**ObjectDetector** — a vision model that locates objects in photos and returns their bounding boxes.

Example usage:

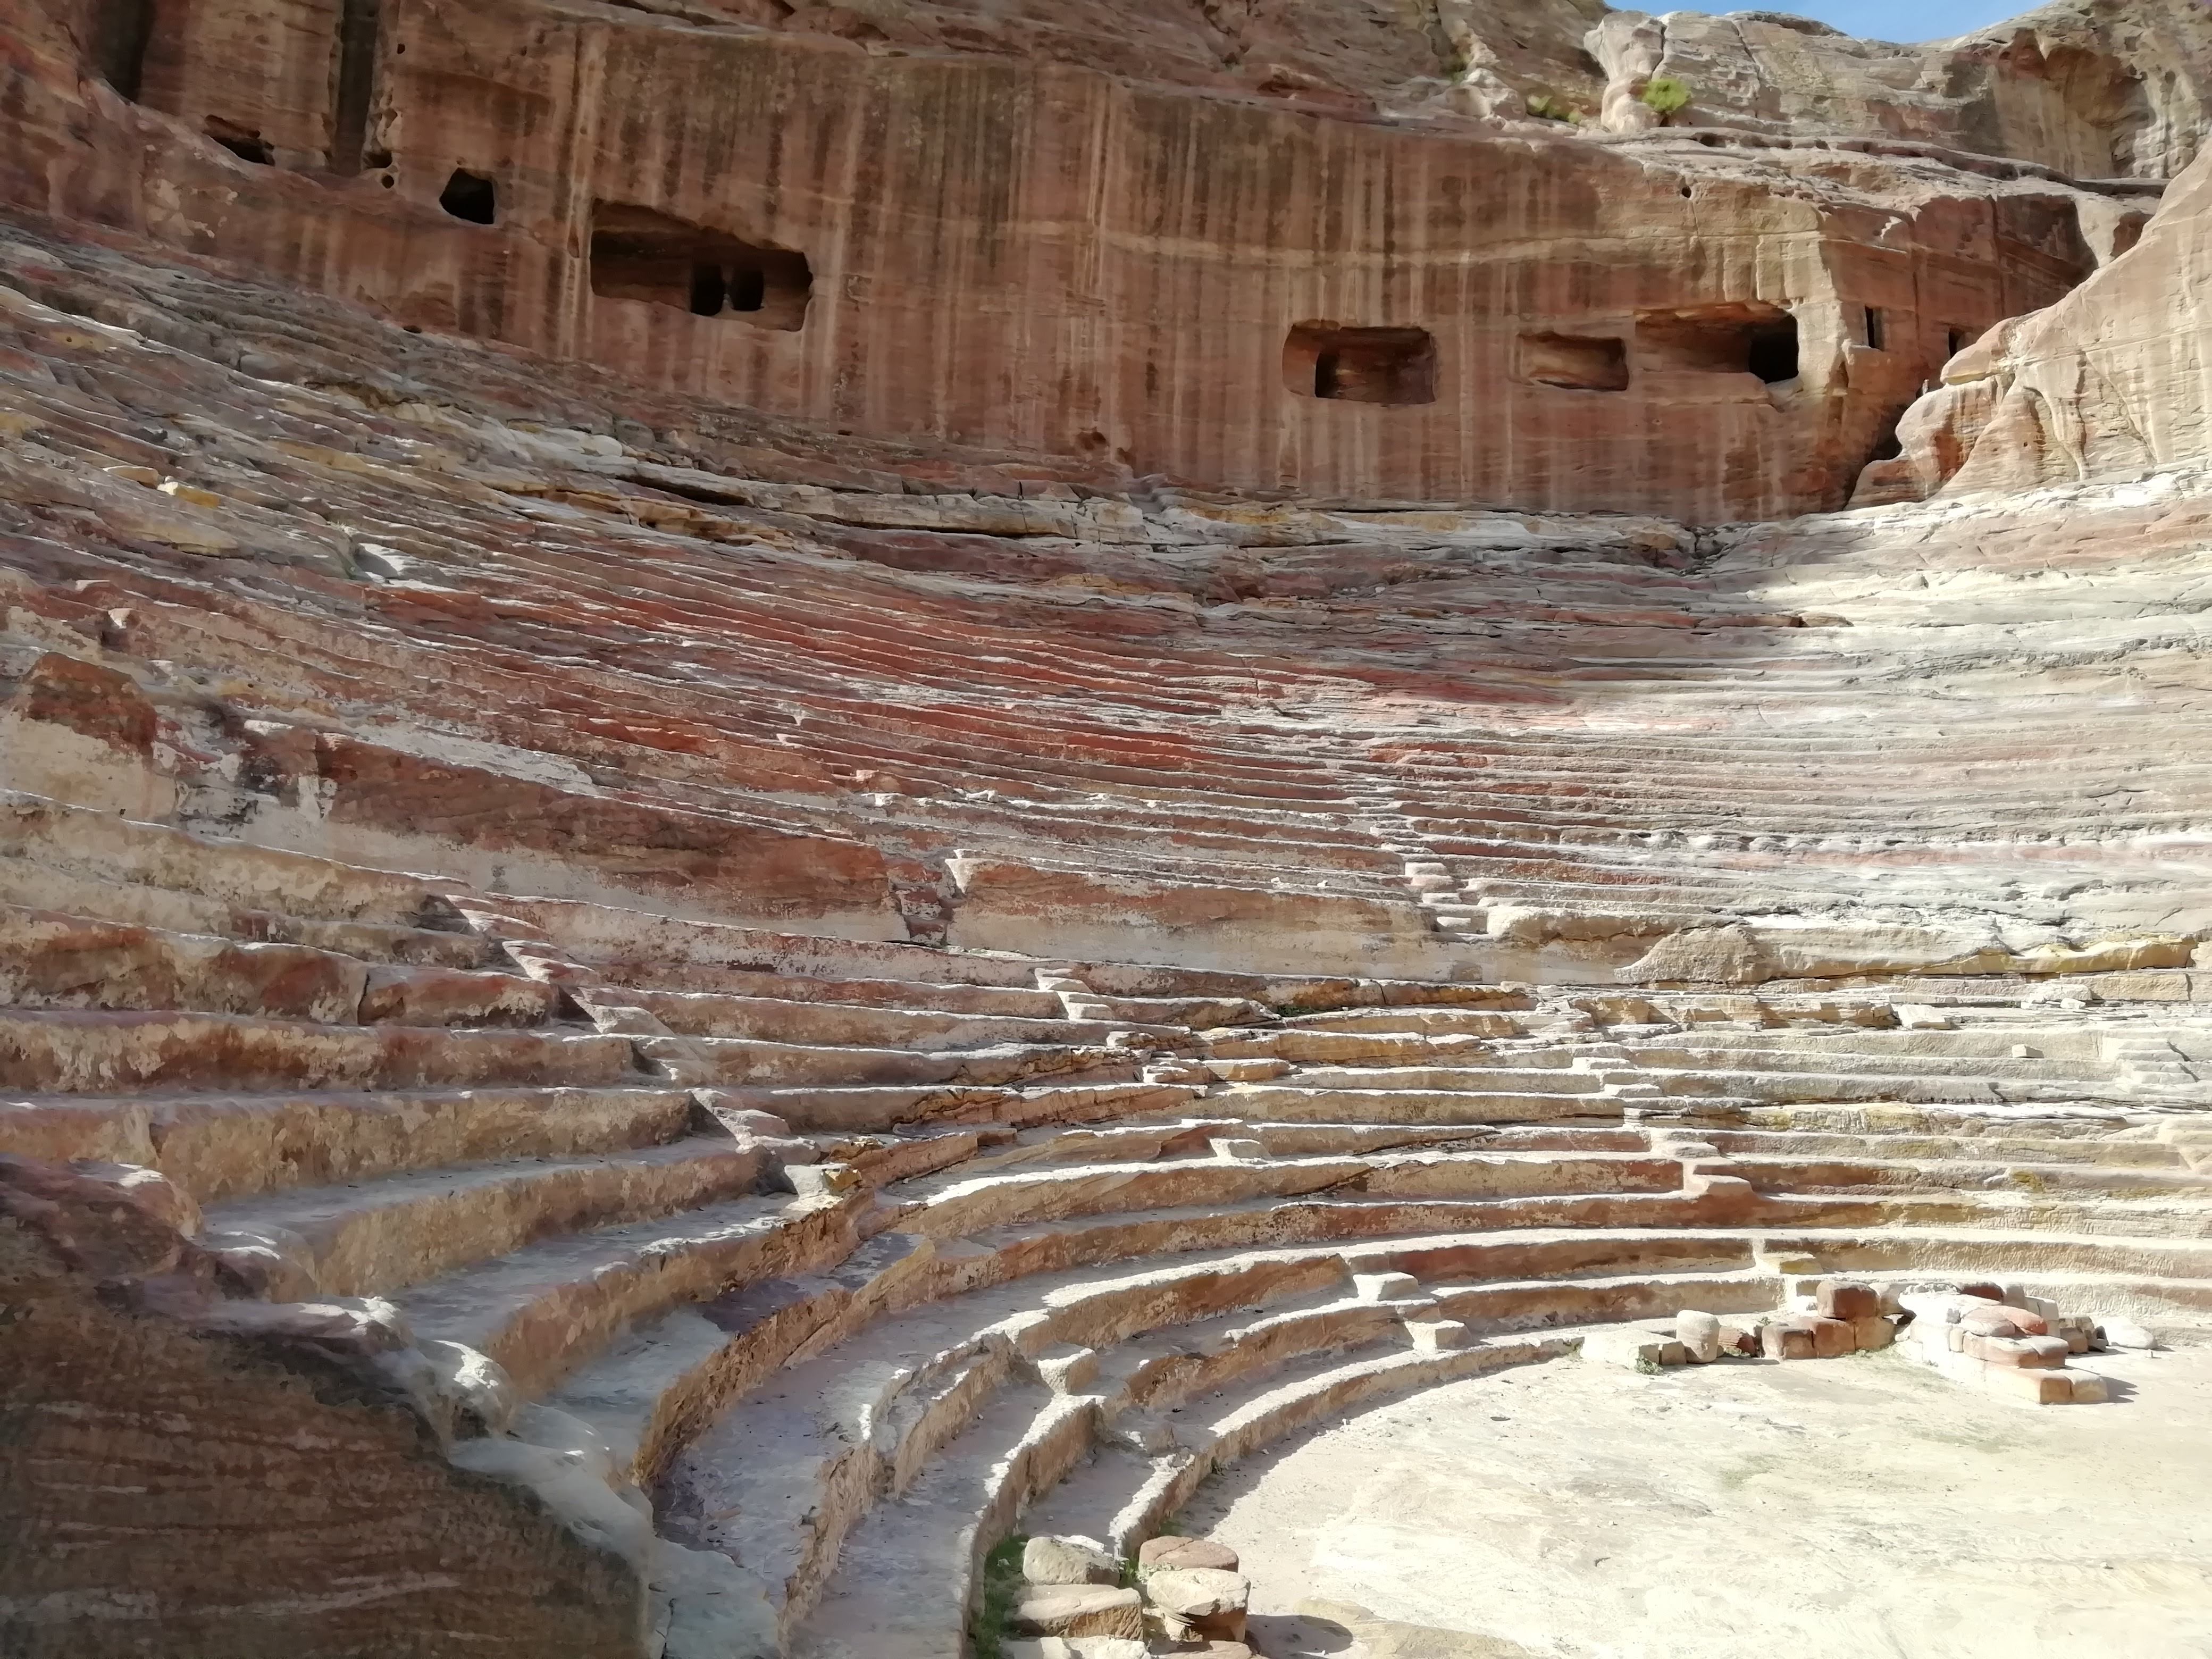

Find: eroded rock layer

[2,1,2211,1656]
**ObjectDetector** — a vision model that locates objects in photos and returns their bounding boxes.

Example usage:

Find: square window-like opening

[1863,305,1886,350]
[1283,323,1436,406]
[590,203,812,331]
[1516,331,1629,391]
[1636,302,1799,383]
[440,169,497,225]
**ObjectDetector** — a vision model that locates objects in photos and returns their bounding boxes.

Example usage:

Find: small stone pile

[1008,1534,1253,1657]
[1583,1278,2145,1404]
[1584,1279,1903,1369]
[1895,1285,2132,1405]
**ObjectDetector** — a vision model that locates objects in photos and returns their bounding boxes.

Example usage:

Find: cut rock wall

[0,0,2174,520]
[1861,141,2212,501]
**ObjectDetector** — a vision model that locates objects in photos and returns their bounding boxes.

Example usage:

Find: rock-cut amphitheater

[6,0,2212,1654]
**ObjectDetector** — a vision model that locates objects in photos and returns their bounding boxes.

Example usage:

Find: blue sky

[1667,0,2032,43]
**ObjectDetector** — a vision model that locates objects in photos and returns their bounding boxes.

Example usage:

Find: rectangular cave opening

[590,203,811,332]
[1283,323,1437,406]
[90,0,156,102]
[1517,331,1629,391]
[1863,305,1886,350]
[1636,302,1799,383]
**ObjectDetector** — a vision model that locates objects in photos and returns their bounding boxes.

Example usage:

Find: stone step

[707,1080,1201,1136]
[0,859,496,969]
[198,1135,770,1299]
[778,1383,1086,1659]
[0,903,557,1028]
[1431,1267,1779,1331]
[1122,1331,1580,1554]
[880,1151,1691,1238]
[674,1036,1139,1090]
[1652,1068,2152,1108]
[1203,1084,1622,1124]
[0,1084,697,1202]
[1279,1006,1528,1036]
[593,987,1152,1051]
[0,1007,638,1093]
[394,1188,863,1398]
[598,966,1069,1018]
[1628,1043,2119,1082]
[1704,1128,2186,1167]
[1277,1065,1606,1093]
[1720,1154,2212,1201]
[0,789,460,929]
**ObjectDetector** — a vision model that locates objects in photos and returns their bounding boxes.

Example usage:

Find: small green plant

[1640,76,1692,119]
[969,1535,1029,1659]
[1526,93,1572,122]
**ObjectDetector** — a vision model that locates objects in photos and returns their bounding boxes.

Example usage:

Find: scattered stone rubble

[1006,1535,1253,1657]
[1583,1272,2147,1405]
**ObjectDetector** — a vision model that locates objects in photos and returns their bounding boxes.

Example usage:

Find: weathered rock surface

[0,0,2209,1655]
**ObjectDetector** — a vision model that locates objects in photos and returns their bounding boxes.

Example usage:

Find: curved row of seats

[2,798,2207,1656]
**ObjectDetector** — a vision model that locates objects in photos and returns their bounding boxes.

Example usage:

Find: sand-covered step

[934,1191,1769,1289]
[0,1007,638,1093]
[198,1135,772,1298]
[396,1188,866,1398]
[1200,1028,1525,1065]
[0,1083,697,1201]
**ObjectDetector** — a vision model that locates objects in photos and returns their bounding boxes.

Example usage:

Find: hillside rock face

[1859,140,2212,500]
[1589,0,2212,178]
[4,0,2198,520]
[2,2,2211,1656]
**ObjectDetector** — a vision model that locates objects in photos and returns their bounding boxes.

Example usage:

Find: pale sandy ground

[1180,1341,2212,1659]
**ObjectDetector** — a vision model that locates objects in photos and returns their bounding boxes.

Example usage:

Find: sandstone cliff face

[0,0,2172,521]
[1859,141,2212,501]
[1589,0,2212,179]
